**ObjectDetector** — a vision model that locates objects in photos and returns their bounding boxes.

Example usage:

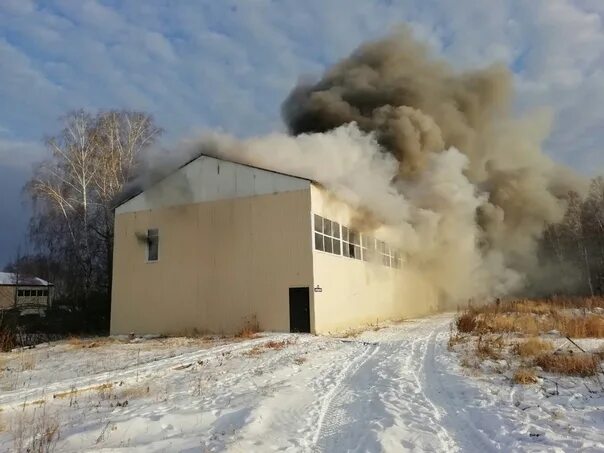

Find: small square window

[332,222,340,239]
[17,289,24,297]
[314,214,322,232]
[323,219,332,236]
[341,226,349,242]
[333,239,341,255]
[314,233,324,251]
[343,243,350,257]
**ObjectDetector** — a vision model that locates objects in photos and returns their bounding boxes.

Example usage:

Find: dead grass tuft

[264,340,289,350]
[245,346,264,357]
[236,315,260,339]
[456,312,478,333]
[512,368,539,384]
[514,337,554,357]
[116,384,150,401]
[475,335,505,360]
[447,331,468,351]
[453,298,604,338]
[294,356,307,365]
[535,352,600,377]
[11,407,60,453]
[68,336,120,349]
[561,315,604,338]
[19,353,36,371]
[0,328,16,353]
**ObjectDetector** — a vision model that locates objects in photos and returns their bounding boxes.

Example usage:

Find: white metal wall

[117,155,310,214]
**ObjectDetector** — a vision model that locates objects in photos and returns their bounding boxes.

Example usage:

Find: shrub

[561,315,604,338]
[456,312,478,333]
[535,353,600,377]
[514,337,554,357]
[512,368,538,384]
[475,335,504,360]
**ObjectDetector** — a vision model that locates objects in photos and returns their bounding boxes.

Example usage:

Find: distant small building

[0,272,53,315]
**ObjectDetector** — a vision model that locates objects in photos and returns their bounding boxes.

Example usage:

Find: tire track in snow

[0,335,295,408]
[311,343,380,447]
[420,327,503,452]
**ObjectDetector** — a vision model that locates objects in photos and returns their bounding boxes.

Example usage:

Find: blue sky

[1,0,604,266]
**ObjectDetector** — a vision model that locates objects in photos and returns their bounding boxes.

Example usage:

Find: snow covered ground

[0,314,603,452]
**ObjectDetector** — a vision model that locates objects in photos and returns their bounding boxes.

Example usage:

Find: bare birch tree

[26,110,161,325]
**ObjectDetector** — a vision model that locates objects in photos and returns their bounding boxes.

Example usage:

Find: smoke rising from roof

[278,28,585,300]
[158,29,586,306]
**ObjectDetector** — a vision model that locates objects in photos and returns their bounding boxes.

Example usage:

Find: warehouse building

[110,154,437,335]
[0,272,53,314]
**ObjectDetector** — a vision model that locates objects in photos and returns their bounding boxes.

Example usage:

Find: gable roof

[0,272,52,287]
[115,152,313,209]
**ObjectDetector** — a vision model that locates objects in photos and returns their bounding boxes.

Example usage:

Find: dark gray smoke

[280,28,586,298]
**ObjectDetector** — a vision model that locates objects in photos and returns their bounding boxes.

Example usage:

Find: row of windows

[17,289,49,297]
[314,215,402,268]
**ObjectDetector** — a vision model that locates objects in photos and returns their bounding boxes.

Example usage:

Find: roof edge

[115,153,314,210]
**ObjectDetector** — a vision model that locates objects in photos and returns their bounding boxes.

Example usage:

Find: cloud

[0,138,44,169]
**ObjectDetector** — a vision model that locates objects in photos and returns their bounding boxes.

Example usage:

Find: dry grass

[454,298,604,338]
[455,312,478,333]
[264,340,289,350]
[236,315,260,339]
[475,335,505,360]
[115,384,150,401]
[67,336,122,349]
[512,368,539,384]
[447,331,468,350]
[0,328,16,353]
[294,356,307,365]
[11,407,60,453]
[561,315,604,338]
[514,337,554,358]
[535,352,600,377]
[18,353,36,371]
[245,346,265,357]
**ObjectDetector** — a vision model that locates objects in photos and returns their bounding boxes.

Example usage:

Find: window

[147,228,159,261]
[36,289,48,297]
[362,235,376,262]
[17,289,25,297]
[342,226,362,259]
[392,251,402,269]
[24,289,31,297]
[314,215,341,255]
[377,240,392,267]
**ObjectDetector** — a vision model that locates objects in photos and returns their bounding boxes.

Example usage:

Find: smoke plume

[176,29,585,306]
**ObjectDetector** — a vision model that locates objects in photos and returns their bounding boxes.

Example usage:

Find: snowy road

[231,314,503,452]
[1,314,602,452]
